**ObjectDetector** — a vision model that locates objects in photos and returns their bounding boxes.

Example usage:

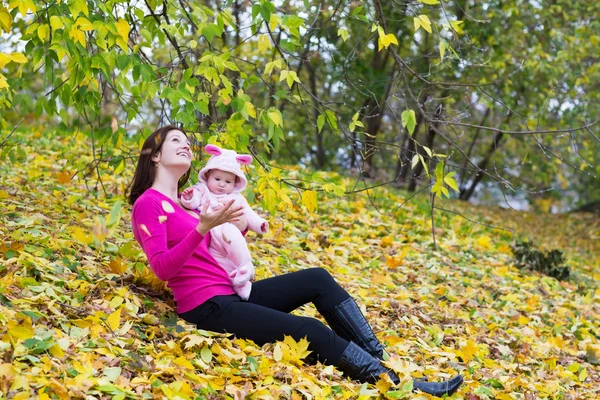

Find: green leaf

[435,161,444,180]
[444,175,459,192]
[401,109,417,135]
[317,114,325,133]
[107,201,122,228]
[440,40,446,61]
[325,110,339,133]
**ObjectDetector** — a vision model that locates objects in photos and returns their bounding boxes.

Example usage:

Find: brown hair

[127,125,192,205]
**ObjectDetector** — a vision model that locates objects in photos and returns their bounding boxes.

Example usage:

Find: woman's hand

[196,199,244,235]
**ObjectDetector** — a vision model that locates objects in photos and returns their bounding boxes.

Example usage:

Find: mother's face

[152,130,193,173]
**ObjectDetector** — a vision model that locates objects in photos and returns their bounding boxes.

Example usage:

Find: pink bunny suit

[180,145,268,300]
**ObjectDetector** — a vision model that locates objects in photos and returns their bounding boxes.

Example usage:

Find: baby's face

[207,169,236,195]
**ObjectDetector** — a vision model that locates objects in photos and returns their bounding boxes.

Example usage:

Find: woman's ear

[152,151,161,163]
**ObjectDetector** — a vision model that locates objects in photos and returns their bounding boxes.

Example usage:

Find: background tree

[0,0,598,213]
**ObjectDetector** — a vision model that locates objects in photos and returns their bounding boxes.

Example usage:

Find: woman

[128,126,463,397]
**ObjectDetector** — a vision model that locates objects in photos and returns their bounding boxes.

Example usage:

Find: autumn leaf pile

[1,131,599,399]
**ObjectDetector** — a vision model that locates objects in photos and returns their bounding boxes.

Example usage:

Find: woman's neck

[151,170,183,202]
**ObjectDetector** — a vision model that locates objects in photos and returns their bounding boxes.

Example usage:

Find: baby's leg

[220,223,254,284]
[233,280,252,301]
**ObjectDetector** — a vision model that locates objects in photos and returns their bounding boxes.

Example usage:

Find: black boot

[337,342,464,398]
[323,298,385,359]
[413,375,463,397]
[336,341,399,384]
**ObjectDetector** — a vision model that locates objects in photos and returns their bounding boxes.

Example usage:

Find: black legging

[179,268,351,365]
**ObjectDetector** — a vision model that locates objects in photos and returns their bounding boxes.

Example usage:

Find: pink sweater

[131,188,235,313]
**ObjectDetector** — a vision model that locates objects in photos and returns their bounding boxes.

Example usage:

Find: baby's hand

[181,187,195,200]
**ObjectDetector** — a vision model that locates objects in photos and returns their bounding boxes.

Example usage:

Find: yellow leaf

[381,236,393,247]
[49,16,63,30]
[257,34,271,55]
[579,367,588,382]
[49,344,65,358]
[0,363,15,379]
[173,356,194,369]
[418,15,432,33]
[476,235,492,249]
[459,340,478,362]
[0,52,27,67]
[38,24,49,41]
[139,224,151,237]
[413,17,421,32]
[450,20,464,34]
[75,17,94,31]
[269,14,280,31]
[115,18,130,41]
[375,377,392,393]
[244,101,257,119]
[161,200,175,213]
[109,258,127,274]
[385,255,403,269]
[57,170,71,184]
[301,190,317,213]
[268,110,282,127]
[17,0,36,16]
[9,326,34,340]
[69,26,86,47]
[337,27,348,41]
[0,6,13,33]
[107,308,121,332]
[0,73,9,90]
[158,215,167,223]
[69,0,89,17]
[419,0,439,3]
[371,274,394,287]
[73,227,93,245]
[548,336,566,348]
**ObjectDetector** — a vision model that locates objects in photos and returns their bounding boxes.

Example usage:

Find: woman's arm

[133,198,204,281]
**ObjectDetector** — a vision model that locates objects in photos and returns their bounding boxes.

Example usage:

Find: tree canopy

[1,0,599,212]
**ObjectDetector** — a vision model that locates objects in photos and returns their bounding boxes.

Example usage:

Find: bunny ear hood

[198,145,253,193]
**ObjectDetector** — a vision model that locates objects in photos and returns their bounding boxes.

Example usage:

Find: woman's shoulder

[132,189,162,214]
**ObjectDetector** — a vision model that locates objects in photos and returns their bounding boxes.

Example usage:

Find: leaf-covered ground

[1,132,599,399]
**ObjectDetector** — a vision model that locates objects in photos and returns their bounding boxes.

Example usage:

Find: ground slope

[0,132,599,399]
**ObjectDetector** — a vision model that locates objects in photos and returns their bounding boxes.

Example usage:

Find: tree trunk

[458,107,490,192]
[459,131,505,200]
[408,104,442,191]
[360,34,394,176]
[307,63,325,168]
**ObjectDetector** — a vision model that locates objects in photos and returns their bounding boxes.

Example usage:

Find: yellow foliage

[0,131,599,398]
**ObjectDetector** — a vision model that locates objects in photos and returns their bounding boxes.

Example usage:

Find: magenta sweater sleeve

[132,195,205,281]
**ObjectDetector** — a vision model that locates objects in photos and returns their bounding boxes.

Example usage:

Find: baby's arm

[241,196,268,233]
[180,183,208,210]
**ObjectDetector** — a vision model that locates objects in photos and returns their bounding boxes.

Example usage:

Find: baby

[181,144,268,300]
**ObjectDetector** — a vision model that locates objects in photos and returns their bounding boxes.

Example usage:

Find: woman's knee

[296,316,331,340]
[305,267,335,282]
